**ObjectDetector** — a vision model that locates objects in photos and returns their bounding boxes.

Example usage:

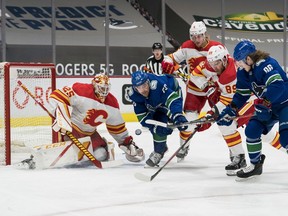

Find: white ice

[1,122,288,216]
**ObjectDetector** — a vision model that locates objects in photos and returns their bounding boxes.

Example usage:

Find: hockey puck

[135,129,142,135]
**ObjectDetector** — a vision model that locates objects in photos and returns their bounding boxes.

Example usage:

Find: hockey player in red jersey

[47,74,145,165]
[161,21,224,161]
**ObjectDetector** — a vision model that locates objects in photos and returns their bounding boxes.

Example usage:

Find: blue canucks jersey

[129,73,183,128]
[232,56,288,109]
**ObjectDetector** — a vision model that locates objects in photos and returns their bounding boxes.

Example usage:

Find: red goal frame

[1,62,56,165]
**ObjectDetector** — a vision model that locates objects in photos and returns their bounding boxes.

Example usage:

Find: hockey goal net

[0,62,56,165]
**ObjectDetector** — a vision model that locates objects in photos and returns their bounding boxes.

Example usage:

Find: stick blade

[145,119,167,128]
[134,172,152,182]
[101,160,124,168]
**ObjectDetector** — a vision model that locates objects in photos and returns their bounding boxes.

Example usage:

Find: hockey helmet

[207,45,229,62]
[131,70,148,87]
[92,74,111,101]
[189,21,206,39]
[152,42,163,50]
[233,40,256,61]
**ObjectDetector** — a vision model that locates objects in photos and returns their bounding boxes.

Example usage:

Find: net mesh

[0,63,55,165]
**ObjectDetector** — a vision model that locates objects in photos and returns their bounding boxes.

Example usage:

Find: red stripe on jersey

[50,90,70,106]
[219,95,232,105]
[107,123,127,134]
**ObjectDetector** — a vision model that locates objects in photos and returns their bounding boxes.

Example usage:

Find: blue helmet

[131,70,148,87]
[233,40,256,61]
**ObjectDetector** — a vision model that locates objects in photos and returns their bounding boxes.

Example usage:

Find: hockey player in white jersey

[21,74,144,169]
[161,21,224,161]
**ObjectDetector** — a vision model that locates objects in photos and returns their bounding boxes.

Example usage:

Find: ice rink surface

[1,122,288,216]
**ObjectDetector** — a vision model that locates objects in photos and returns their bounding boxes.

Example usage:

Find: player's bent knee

[245,121,262,139]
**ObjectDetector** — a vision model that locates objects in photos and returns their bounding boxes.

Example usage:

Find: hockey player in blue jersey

[129,70,188,167]
[217,40,288,179]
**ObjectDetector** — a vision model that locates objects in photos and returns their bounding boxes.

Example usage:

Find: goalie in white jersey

[46,74,145,166]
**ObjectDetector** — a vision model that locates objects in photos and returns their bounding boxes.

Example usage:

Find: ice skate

[225,154,247,176]
[145,151,163,167]
[176,145,189,162]
[16,155,36,170]
[236,154,266,181]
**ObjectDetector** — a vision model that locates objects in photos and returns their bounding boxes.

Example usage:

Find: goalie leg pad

[93,147,108,161]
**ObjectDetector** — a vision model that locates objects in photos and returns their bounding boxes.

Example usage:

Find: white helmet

[207,45,229,62]
[189,21,206,39]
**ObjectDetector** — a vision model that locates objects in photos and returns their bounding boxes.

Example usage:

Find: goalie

[21,74,144,169]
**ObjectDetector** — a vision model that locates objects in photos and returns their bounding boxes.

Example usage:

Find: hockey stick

[17,80,104,168]
[134,128,198,182]
[146,113,255,129]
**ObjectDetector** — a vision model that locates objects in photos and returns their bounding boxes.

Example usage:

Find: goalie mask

[92,74,111,102]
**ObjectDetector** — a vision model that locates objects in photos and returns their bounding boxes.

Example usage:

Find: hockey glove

[196,110,215,132]
[254,99,272,122]
[150,125,173,136]
[161,60,174,74]
[173,114,188,131]
[119,136,145,162]
[217,105,237,126]
[205,82,220,105]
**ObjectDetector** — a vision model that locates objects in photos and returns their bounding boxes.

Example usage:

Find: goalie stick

[134,128,198,182]
[17,80,118,169]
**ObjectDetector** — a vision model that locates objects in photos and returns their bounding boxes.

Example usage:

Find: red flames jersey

[169,39,223,96]
[49,83,129,144]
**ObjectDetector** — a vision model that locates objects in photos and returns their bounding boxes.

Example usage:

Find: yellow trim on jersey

[219,95,232,106]
[238,101,253,116]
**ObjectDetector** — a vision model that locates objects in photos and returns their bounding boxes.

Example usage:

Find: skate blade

[235,175,259,182]
[144,164,159,169]
[177,157,185,163]
[226,170,239,176]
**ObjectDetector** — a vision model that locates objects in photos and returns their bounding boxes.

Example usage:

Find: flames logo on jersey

[188,58,196,72]
[83,109,108,127]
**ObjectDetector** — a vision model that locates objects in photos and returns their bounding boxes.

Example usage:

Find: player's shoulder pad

[255,56,275,71]
[72,83,94,97]
[218,58,236,84]
[105,93,120,109]
[181,40,196,49]
[208,40,223,47]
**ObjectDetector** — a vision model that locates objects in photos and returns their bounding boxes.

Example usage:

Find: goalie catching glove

[119,136,145,162]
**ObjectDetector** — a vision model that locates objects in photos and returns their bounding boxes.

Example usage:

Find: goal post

[0,62,56,165]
